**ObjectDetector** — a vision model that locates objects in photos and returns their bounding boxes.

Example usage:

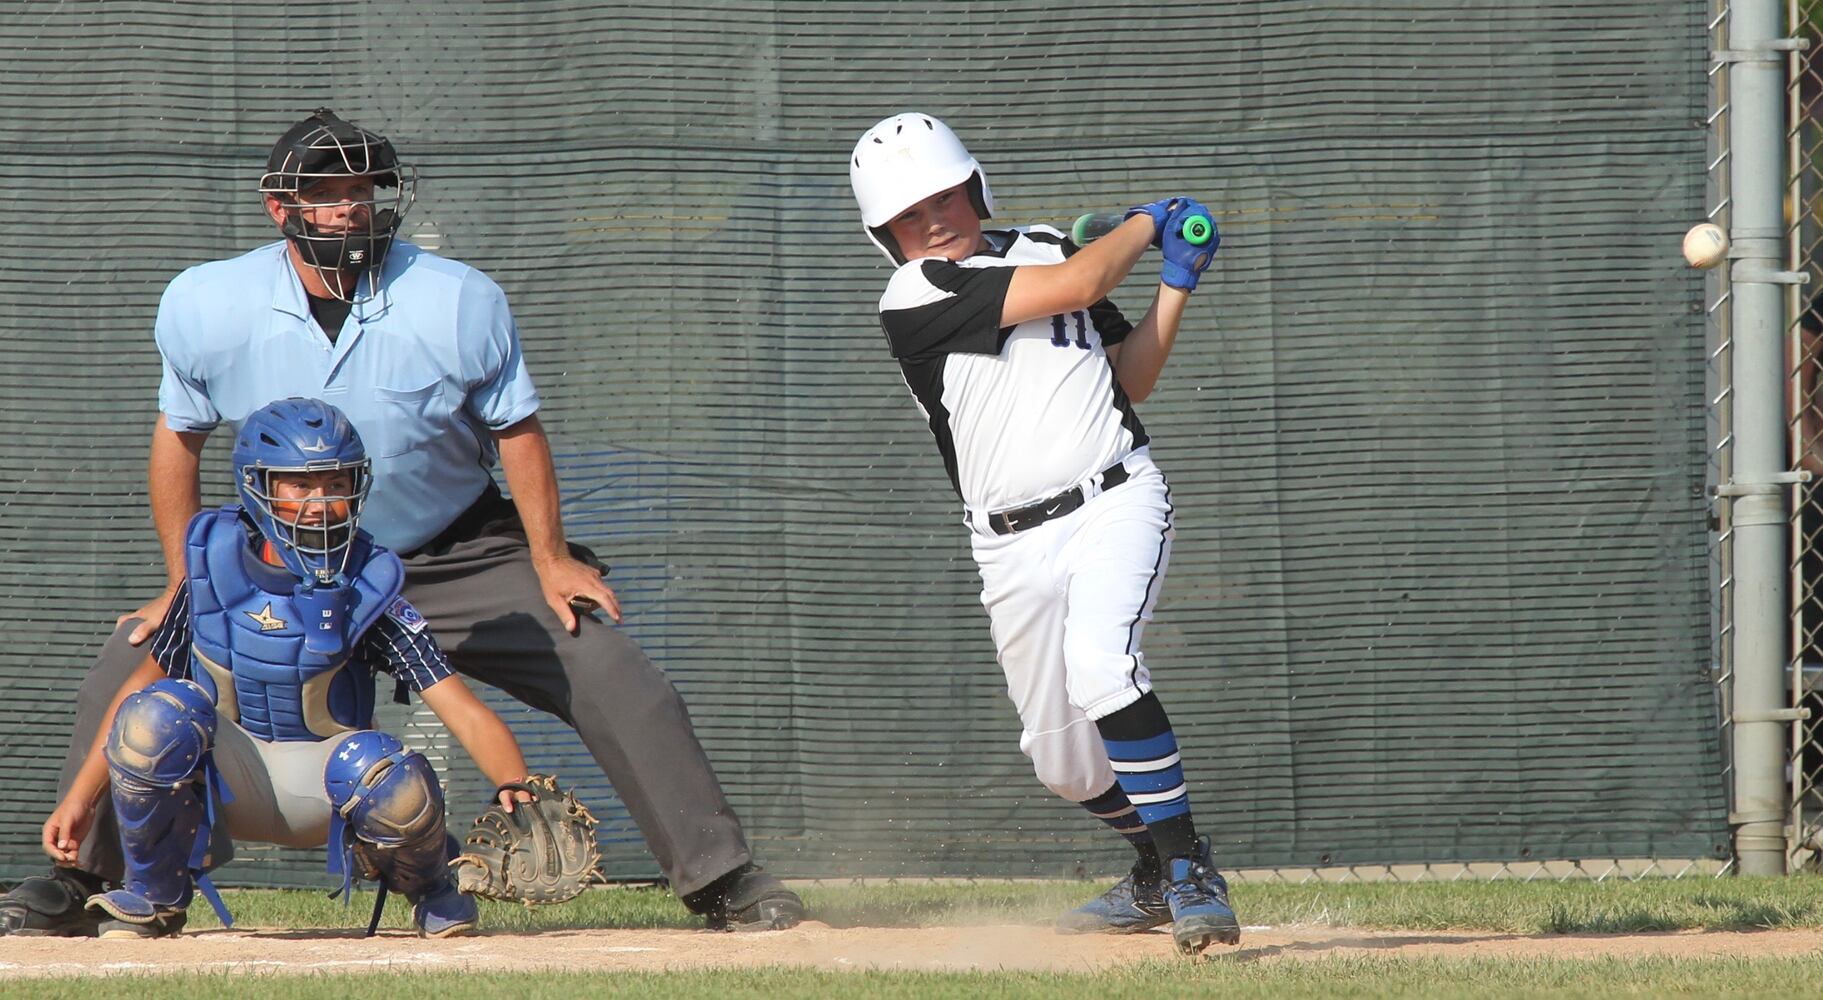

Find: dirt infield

[5,923,1823,979]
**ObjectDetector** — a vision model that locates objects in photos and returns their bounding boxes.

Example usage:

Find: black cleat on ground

[0,869,105,938]
[687,864,807,932]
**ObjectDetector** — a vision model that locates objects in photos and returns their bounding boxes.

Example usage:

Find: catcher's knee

[323,730,450,898]
[106,679,216,787]
[323,730,445,847]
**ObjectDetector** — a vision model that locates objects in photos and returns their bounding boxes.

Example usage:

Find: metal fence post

[1729,0,1804,875]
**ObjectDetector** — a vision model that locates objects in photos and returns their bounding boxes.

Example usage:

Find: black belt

[985,461,1131,536]
[399,479,517,558]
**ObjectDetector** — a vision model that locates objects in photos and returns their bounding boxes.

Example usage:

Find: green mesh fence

[0,0,1725,888]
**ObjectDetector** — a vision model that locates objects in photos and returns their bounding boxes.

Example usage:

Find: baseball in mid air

[1683,223,1729,270]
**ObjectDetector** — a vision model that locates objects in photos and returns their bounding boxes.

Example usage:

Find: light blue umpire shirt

[156,240,541,554]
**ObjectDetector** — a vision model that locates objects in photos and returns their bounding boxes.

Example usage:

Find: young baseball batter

[848,113,1237,954]
[40,398,531,939]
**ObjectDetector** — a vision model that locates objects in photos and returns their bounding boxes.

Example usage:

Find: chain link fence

[1710,0,1741,878]
[1786,0,1823,872]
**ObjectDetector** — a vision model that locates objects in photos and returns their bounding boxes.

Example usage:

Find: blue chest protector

[185,506,406,742]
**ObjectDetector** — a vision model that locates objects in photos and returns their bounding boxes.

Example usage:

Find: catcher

[40,397,592,939]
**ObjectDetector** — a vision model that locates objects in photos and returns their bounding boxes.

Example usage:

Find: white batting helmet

[849,113,995,264]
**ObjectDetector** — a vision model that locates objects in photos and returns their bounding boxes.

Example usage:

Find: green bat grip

[1180,214,1214,246]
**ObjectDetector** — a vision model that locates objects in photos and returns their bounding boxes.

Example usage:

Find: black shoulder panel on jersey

[898,356,965,498]
[1106,360,1150,449]
[1021,228,1067,248]
[879,259,1017,361]
[1090,296,1134,346]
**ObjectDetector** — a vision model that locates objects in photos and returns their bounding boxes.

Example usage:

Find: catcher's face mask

[231,398,373,587]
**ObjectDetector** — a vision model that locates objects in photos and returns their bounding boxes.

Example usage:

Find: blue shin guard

[325,731,471,937]
[97,679,234,929]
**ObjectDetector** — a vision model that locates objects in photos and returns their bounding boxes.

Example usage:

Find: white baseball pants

[968,450,1174,802]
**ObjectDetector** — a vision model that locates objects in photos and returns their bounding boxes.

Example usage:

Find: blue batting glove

[1159,198,1219,291]
[1124,197,1187,247]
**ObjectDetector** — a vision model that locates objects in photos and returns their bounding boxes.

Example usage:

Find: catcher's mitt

[449,774,603,905]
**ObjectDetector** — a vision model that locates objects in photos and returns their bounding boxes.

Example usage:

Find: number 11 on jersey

[1051,310,1090,350]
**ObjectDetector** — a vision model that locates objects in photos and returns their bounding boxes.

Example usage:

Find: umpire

[0,109,803,935]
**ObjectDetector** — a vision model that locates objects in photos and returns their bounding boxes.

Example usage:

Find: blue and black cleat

[1162,838,1241,955]
[1055,861,1170,934]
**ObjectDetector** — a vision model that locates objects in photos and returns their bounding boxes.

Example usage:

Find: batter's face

[884,182,984,262]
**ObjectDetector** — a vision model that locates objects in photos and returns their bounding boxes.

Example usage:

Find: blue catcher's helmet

[232,397,373,585]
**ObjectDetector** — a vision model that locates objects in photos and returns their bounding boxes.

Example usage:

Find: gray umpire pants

[55,516,751,899]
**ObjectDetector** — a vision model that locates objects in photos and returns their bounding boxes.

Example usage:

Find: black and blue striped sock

[1097,692,1197,863]
[1078,784,1161,876]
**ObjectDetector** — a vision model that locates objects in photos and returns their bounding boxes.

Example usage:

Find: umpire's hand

[118,582,181,645]
[534,554,622,634]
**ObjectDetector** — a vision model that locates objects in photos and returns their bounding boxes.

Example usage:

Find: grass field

[10,876,1823,998]
[179,872,1823,935]
[19,957,1823,1000]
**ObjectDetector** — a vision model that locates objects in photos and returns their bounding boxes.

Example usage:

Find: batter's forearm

[1114,285,1190,404]
[495,415,569,565]
[1070,215,1157,303]
[149,420,208,586]
[1004,216,1156,327]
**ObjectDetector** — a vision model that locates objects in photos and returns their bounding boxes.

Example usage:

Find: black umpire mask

[262,108,415,301]
[280,208,400,278]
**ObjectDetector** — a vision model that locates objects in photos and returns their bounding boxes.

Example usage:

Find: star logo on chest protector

[245,603,288,632]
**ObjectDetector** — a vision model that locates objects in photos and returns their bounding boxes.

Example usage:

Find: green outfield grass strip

[17,956,1823,1000]
[173,875,1823,935]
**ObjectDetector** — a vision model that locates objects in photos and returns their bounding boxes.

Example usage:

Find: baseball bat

[1071,209,1216,246]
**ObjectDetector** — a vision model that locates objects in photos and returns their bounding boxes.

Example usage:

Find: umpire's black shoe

[686,864,806,932]
[0,868,106,937]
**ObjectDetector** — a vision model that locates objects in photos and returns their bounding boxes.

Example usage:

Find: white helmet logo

[300,437,333,453]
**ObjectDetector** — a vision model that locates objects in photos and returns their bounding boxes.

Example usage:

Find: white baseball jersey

[876,225,1147,513]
